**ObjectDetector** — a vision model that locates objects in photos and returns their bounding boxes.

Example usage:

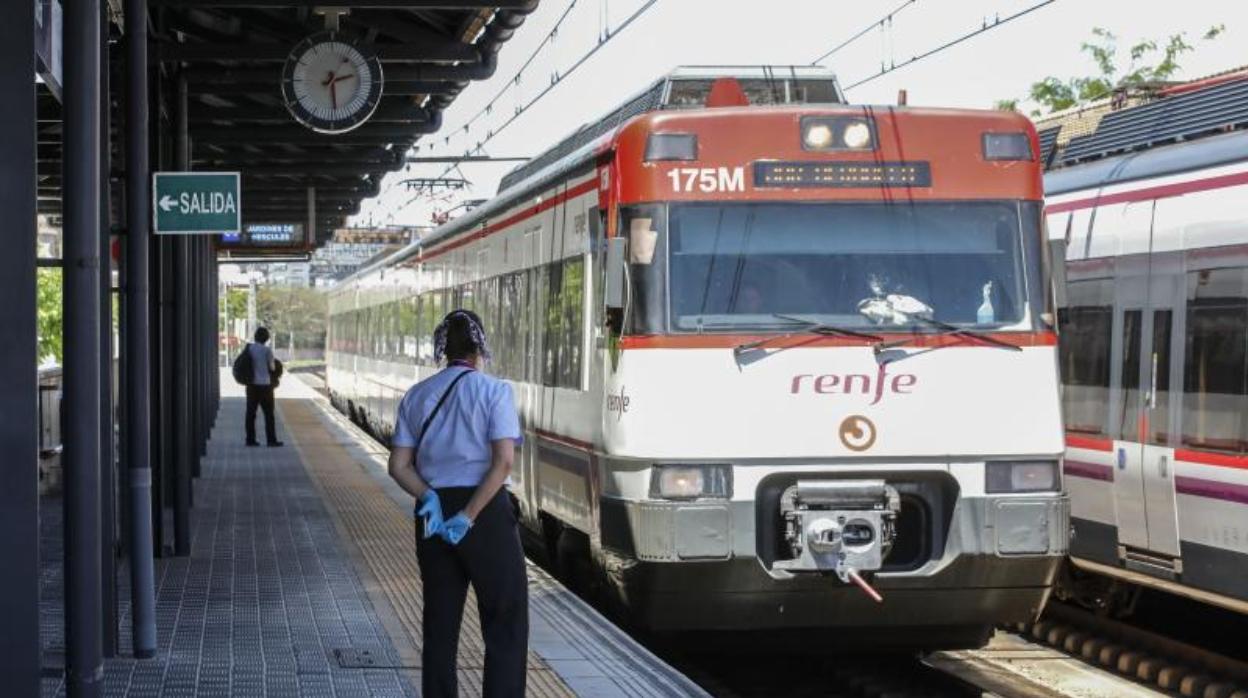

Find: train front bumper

[597,490,1069,634]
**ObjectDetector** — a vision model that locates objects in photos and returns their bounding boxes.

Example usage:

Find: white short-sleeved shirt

[392,367,523,488]
[248,343,275,386]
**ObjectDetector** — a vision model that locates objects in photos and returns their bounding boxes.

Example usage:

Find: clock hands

[321,69,357,111]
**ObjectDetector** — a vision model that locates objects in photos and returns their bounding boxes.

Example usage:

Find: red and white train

[1046,82,1248,614]
[327,67,1070,649]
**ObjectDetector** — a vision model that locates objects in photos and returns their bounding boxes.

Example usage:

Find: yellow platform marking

[279,398,573,697]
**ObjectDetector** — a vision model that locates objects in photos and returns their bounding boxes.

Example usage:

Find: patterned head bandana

[433,309,491,364]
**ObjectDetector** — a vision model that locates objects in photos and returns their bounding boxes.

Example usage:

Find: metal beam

[242,185,376,196]
[225,162,400,176]
[0,0,41,690]
[158,40,476,63]
[123,0,158,658]
[172,75,192,558]
[98,6,118,658]
[188,103,434,124]
[188,79,460,96]
[191,125,430,143]
[153,0,537,7]
[406,155,529,163]
[63,0,105,692]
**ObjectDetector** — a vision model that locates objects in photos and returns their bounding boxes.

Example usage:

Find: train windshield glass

[658,201,1035,333]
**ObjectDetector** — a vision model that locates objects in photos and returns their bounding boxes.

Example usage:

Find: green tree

[37,268,63,365]
[998,25,1225,116]
[256,286,327,354]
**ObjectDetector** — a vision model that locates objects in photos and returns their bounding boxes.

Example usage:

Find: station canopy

[37,0,540,251]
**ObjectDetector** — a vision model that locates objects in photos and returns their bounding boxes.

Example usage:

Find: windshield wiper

[733,314,883,356]
[898,314,1022,352]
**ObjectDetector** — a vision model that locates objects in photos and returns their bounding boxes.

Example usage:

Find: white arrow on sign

[159,194,179,212]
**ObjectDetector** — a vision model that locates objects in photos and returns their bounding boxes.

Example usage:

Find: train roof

[1044,128,1248,196]
[335,67,845,287]
[495,65,845,193]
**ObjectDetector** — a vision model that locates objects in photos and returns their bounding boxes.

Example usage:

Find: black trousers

[244,384,277,444]
[416,488,528,698]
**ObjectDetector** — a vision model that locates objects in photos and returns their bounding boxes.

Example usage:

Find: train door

[1111,211,1184,568]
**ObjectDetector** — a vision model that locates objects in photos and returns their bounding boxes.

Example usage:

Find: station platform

[40,369,704,697]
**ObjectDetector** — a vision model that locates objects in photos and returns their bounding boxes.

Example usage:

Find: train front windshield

[624,201,1047,334]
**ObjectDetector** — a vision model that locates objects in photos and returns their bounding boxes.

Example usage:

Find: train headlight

[651,464,732,500]
[841,120,873,149]
[985,460,1059,493]
[802,123,835,150]
[800,116,876,151]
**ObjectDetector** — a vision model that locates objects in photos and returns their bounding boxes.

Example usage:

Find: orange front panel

[611,106,1044,204]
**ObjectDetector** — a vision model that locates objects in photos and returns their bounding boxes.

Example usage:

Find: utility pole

[221,281,230,366]
[247,277,257,339]
[122,0,157,658]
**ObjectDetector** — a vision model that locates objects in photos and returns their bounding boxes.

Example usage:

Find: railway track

[666,649,984,698]
[315,374,1227,697]
[1023,601,1248,698]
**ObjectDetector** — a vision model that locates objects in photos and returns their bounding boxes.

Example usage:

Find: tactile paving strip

[42,394,417,698]
[279,398,573,698]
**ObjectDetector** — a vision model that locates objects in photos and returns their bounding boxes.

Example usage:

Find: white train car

[1046,81,1248,613]
[328,68,1070,649]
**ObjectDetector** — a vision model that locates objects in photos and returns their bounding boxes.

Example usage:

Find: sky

[352,0,1248,229]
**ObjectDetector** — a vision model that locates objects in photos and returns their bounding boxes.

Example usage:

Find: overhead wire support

[843,0,1057,91]
[452,0,660,162]
[388,0,660,222]
[436,0,581,153]
[809,0,919,65]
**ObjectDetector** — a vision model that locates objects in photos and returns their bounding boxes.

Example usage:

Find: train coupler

[772,480,900,599]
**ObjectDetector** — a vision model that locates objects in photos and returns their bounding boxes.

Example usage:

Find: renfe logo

[790,364,917,406]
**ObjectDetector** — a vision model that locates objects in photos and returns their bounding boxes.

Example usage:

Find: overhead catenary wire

[388,0,661,222]
[843,0,1057,91]
[808,0,919,65]
[435,0,583,153]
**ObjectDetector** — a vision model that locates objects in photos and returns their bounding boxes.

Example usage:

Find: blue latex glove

[440,512,474,546]
[417,490,445,540]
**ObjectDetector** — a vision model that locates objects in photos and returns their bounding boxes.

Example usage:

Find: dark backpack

[232,344,254,386]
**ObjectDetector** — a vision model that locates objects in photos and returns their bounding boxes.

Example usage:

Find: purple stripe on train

[1175,476,1248,505]
[1063,460,1114,482]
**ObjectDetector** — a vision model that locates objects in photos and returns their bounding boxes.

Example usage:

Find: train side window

[1058,278,1114,436]
[562,256,585,389]
[540,264,561,386]
[1182,267,1248,454]
[1151,309,1173,445]
[1119,309,1143,443]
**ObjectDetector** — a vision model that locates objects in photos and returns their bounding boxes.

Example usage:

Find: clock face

[281,32,383,134]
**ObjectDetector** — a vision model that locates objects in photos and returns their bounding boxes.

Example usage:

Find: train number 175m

[666,166,746,193]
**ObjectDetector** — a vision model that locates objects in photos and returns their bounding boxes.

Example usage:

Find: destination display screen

[753,161,931,188]
[220,223,306,247]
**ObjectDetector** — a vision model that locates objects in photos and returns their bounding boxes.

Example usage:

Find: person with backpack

[386,310,527,698]
[233,326,284,447]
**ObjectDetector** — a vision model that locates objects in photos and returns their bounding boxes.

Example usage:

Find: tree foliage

[998,25,1225,116]
[255,286,327,352]
[37,268,63,365]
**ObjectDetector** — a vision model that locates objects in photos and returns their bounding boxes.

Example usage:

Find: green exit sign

[152,172,241,235]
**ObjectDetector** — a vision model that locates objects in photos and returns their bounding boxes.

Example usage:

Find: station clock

[281,32,383,134]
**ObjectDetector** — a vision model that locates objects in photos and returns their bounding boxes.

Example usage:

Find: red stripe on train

[419,178,599,262]
[1047,170,1248,214]
[1175,449,1248,471]
[1065,434,1113,452]
[533,428,595,453]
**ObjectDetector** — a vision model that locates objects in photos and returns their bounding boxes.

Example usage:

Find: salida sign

[152,172,241,235]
